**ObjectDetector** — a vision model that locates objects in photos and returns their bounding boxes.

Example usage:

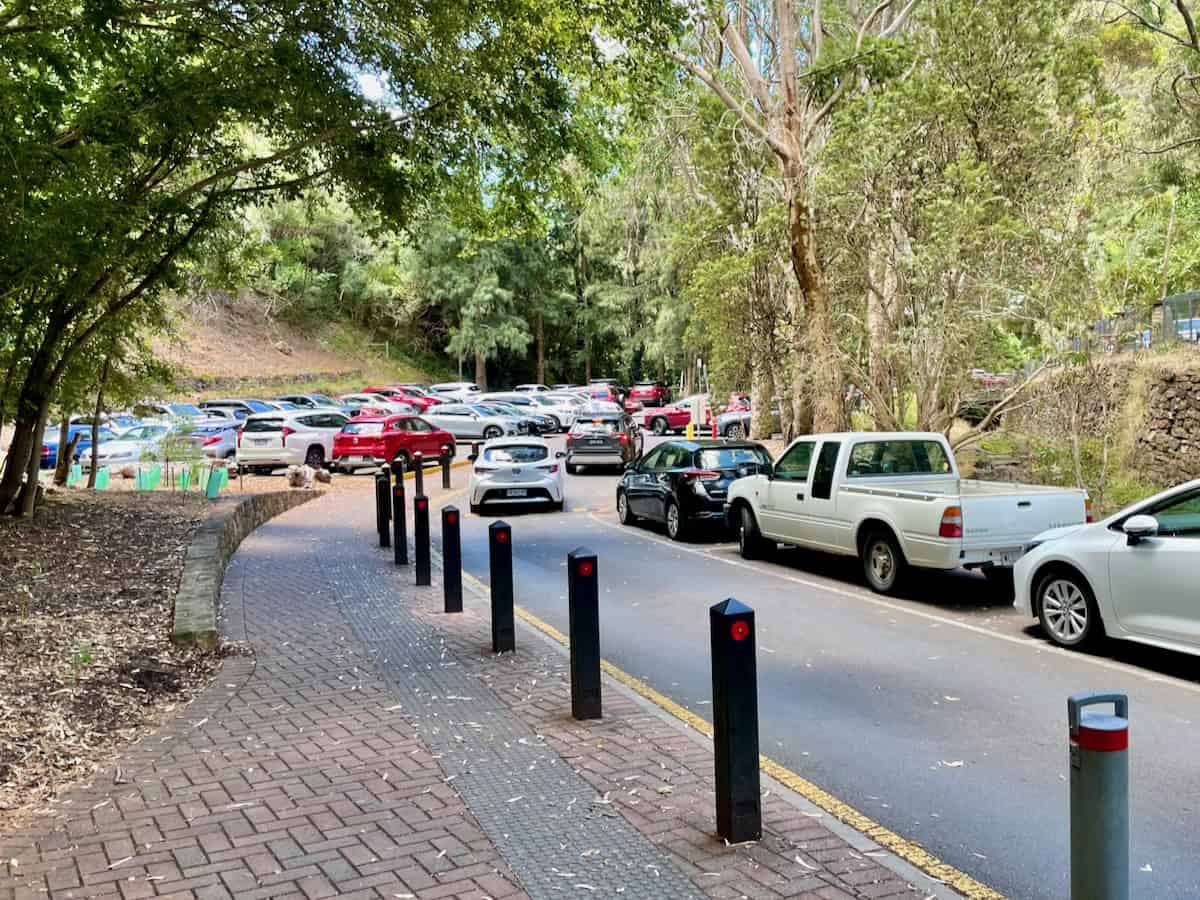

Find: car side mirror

[1123,514,1158,546]
[555,450,566,459]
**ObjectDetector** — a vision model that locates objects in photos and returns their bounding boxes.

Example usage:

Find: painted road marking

[585,511,1200,697]
[453,562,1001,900]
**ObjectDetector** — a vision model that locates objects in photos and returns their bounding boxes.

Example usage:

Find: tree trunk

[536,313,546,385]
[53,418,72,485]
[750,343,775,439]
[785,164,845,433]
[474,350,487,392]
[17,403,49,515]
[88,356,112,488]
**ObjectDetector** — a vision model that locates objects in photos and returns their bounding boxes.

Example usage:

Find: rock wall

[1135,367,1200,485]
[173,490,318,649]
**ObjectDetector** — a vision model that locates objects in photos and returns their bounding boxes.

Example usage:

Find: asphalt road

[441,434,1200,900]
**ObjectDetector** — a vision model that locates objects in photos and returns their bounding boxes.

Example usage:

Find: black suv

[617,439,772,540]
[565,409,642,472]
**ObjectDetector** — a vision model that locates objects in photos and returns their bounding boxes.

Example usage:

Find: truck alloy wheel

[863,532,905,594]
[726,422,745,440]
[652,417,668,436]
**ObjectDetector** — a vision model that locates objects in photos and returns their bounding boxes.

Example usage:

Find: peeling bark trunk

[750,345,774,439]
[474,350,487,392]
[53,418,73,485]
[535,313,546,385]
[88,356,111,489]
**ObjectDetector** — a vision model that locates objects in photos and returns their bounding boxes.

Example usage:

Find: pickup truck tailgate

[959,481,1087,549]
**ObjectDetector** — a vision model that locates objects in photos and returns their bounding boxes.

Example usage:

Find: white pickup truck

[725,431,1091,594]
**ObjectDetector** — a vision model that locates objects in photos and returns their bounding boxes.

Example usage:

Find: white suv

[236,410,349,474]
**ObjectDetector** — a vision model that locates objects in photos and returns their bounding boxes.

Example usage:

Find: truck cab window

[812,442,841,499]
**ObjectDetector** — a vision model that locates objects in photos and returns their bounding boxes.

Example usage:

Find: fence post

[441,444,452,489]
[567,547,601,720]
[391,458,408,566]
[709,597,761,843]
[489,521,515,653]
[1069,692,1129,900]
[442,506,463,613]
[414,494,431,586]
[412,451,424,495]
[375,469,391,548]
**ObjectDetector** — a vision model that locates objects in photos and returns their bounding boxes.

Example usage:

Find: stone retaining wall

[172,491,318,648]
[1135,368,1200,485]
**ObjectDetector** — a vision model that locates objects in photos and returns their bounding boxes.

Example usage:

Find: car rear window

[846,440,952,477]
[243,418,283,433]
[573,418,619,434]
[484,445,549,463]
[342,422,384,435]
[700,447,772,470]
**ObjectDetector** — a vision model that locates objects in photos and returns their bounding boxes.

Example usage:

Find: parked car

[331,414,456,472]
[199,399,273,420]
[275,393,344,410]
[43,424,119,469]
[132,401,205,420]
[422,403,522,440]
[236,410,351,473]
[585,383,621,406]
[513,383,552,393]
[85,422,173,470]
[715,404,782,440]
[629,381,672,407]
[641,396,713,436]
[725,392,750,412]
[727,432,1090,594]
[69,413,140,436]
[524,394,578,431]
[338,393,416,415]
[1014,479,1200,652]
[361,386,440,411]
[564,410,642,473]
[618,440,773,540]
[480,394,562,432]
[193,419,241,460]
[477,401,555,435]
[429,381,482,402]
[468,438,566,514]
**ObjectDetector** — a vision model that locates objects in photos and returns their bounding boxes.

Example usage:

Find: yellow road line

[396,458,472,482]
[459,568,1001,900]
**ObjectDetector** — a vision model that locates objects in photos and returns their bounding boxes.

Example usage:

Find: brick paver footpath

[1,475,952,900]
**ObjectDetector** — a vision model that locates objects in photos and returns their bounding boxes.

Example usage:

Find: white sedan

[468,438,566,515]
[1014,479,1200,654]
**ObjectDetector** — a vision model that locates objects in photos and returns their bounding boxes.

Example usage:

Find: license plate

[587,438,606,445]
[506,488,528,497]
[252,439,269,446]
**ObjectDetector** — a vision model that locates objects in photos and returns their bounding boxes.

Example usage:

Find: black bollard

[442,506,463,613]
[414,494,431,586]
[567,547,601,720]
[374,469,391,548]
[391,458,408,566]
[412,451,424,495]
[441,444,452,490]
[489,521,515,653]
[709,597,761,843]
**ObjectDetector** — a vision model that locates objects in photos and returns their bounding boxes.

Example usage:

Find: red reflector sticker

[446,512,458,524]
[417,500,427,510]
[730,620,750,641]
[496,530,509,543]
[1073,726,1128,753]
[578,560,594,577]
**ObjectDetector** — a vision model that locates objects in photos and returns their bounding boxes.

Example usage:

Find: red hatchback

[332,414,455,473]
[629,381,672,407]
[362,386,440,412]
[642,398,714,436]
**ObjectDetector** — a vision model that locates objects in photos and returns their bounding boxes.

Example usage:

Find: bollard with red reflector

[441,444,453,489]
[710,597,761,843]
[1069,691,1129,900]
[414,494,431,586]
[390,457,408,566]
[374,469,391,548]
[567,547,601,720]
[711,419,718,439]
[412,451,425,495]
[442,506,463,613]
[488,521,514,652]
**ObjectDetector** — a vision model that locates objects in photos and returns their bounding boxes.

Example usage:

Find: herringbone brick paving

[1,478,936,899]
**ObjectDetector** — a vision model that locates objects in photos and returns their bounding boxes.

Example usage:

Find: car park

[86,422,173,470]
[43,424,119,469]
[236,410,351,473]
[422,403,521,439]
[468,438,566,514]
[331,414,456,472]
[1014,479,1200,654]
[629,381,672,407]
[564,409,642,473]
[618,439,773,541]
[727,431,1090,594]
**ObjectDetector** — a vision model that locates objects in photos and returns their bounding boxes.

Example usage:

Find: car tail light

[681,469,720,480]
[236,429,242,448]
[41,446,51,456]
[1085,498,1094,523]
[939,505,963,539]
[474,465,496,475]
[280,425,294,446]
[617,432,629,444]
[202,434,222,446]
[537,464,560,474]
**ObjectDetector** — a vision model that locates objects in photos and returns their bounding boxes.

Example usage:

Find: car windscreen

[310,395,335,405]
[471,405,506,416]
[245,400,272,412]
[700,447,772,470]
[242,418,283,433]
[529,396,556,406]
[169,404,203,416]
[845,440,952,477]
[342,422,383,435]
[484,445,549,463]
[193,424,230,435]
[573,418,619,434]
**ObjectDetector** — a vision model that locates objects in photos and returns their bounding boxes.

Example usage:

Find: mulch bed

[0,492,223,829]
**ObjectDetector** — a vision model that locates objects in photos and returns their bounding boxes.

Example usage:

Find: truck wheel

[737,506,767,560]
[304,445,325,468]
[1036,569,1102,648]
[725,422,745,440]
[483,426,502,440]
[651,417,668,436]
[862,531,907,594]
